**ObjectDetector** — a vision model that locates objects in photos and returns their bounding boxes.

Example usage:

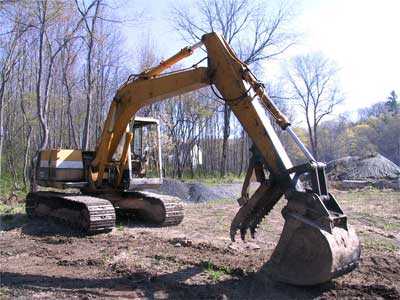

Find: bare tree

[0,39,19,178]
[0,3,31,177]
[171,0,295,176]
[75,0,102,150]
[285,53,343,159]
[0,0,132,191]
[60,41,81,148]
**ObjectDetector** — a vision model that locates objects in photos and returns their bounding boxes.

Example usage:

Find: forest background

[0,0,398,195]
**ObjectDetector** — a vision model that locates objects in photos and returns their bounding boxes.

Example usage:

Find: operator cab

[127,117,163,189]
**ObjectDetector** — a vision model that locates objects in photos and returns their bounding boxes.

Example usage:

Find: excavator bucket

[231,176,361,285]
[263,201,361,285]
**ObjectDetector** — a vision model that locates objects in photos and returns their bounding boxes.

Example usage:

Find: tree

[171,0,295,176]
[160,93,213,178]
[386,90,398,115]
[285,53,343,159]
[0,7,29,177]
[75,0,102,150]
[316,114,351,162]
[0,1,131,191]
[358,102,386,121]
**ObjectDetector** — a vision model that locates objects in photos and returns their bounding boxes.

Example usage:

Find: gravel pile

[157,178,190,201]
[187,182,240,202]
[187,182,220,202]
[327,154,400,180]
[150,178,242,202]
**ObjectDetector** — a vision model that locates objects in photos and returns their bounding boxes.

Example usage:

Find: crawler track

[121,191,184,226]
[25,190,184,233]
[26,191,116,233]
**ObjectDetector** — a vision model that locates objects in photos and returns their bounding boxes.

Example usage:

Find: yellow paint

[40,149,82,161]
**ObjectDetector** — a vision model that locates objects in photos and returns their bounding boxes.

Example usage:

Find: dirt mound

[327,154,400,180]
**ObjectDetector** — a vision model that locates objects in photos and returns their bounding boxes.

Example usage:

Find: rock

[245,242,261,250]
[169,237,193,247]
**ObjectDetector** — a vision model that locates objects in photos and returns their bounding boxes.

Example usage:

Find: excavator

[26,32,361,286]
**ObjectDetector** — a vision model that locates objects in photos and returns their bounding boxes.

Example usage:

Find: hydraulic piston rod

[286,126,316,162]
[141,41,203,78]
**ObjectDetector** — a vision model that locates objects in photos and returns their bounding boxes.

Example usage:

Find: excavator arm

[91,33,293,187]
[89,32,360,285]
[90,67,209,185]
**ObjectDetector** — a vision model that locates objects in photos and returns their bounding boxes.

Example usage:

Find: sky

[121,0,400,115]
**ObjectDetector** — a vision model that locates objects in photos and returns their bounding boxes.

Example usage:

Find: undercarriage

[26,190,184,232]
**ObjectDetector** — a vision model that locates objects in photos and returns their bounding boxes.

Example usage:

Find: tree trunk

[81,68,93,149]
[0,82,5,177]
[81,0,101,150]
[313,122,319,160]
[238,128,245,176]
[220,103,231,177]
[305,109,315,158]
[23,127,32,190]
[64,70,79,148]
[32,1,48,192]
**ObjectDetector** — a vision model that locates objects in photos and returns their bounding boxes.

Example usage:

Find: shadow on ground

[0,211,153,237]
[115,210,167,229]
[0,267,337,300]
[0,214,95,237]
[0,213,28,231]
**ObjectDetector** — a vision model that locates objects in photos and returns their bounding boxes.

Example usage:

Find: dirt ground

[1,189,399,299]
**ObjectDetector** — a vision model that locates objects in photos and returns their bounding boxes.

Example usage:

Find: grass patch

[0,174,27,199]
[99,253,114,268]
[340,189,399,203]
[353,212,400,231]
[0,202,25,215]
[363,237,398,253]
[353,212,382,226]
[202,261,232,282]
[0,203,27,230]
[0,287,10,298]
[179,172,244,186]
[383,222,400,231]
[116,222,124,231]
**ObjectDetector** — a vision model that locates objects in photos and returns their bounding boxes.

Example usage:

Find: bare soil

[1,189,399,299]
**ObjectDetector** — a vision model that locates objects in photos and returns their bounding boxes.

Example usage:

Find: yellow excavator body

[26,32,361,286]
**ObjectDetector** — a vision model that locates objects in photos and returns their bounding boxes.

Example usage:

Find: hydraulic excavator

[26,32,361,285]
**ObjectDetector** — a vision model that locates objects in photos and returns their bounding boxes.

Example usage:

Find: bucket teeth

[250,226,257,239]
[230,183,283,242]
[230,229,236,242]
[240,228,247,241]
